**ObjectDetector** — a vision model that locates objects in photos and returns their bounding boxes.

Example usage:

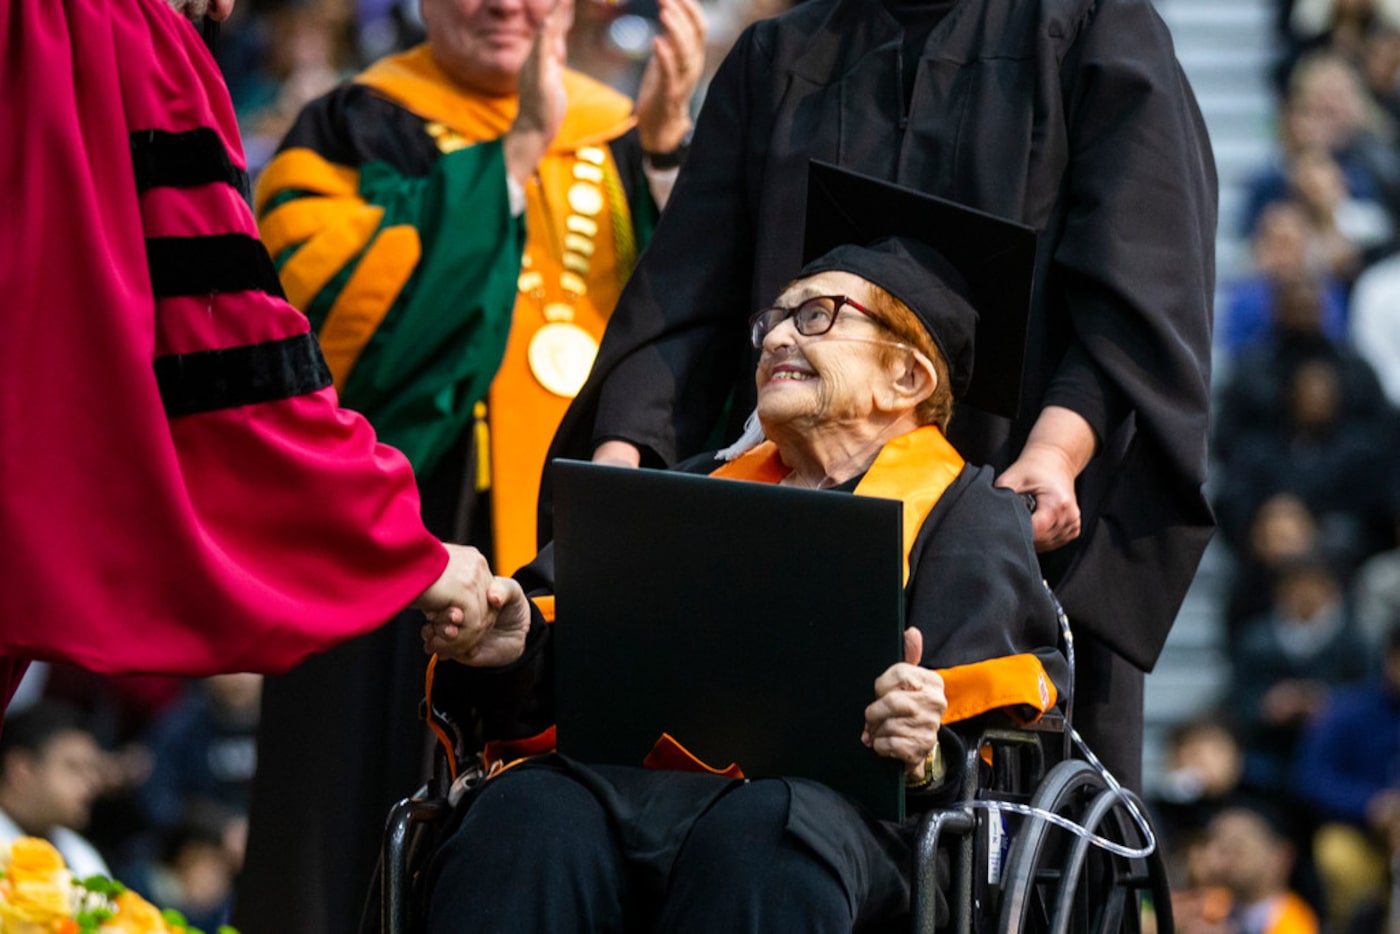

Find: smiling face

[421,0,559,96]
[755,271,917,435]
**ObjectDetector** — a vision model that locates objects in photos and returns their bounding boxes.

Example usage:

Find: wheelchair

[368,613,1173,934]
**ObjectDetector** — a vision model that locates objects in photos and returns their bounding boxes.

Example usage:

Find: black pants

[425,765,907,932]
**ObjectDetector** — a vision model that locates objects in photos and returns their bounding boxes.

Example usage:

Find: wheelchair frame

[374,721,1172,933]
[372,608,1174,933]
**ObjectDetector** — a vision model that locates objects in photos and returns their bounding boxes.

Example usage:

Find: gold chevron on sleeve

[254,148,360,216]
[317,224,422,390]
[259,196,367,260]
[278,205,386,311]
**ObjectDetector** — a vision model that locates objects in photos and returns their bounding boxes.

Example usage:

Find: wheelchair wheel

[996,760,1168,934]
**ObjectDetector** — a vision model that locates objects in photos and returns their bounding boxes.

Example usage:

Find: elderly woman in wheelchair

[419,169,1075,932]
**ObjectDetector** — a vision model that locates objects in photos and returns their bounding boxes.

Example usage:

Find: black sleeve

[905,466,1068,696]
[1049,0,1216,488]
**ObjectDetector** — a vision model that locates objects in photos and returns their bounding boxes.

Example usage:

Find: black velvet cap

[800,162,1037,419]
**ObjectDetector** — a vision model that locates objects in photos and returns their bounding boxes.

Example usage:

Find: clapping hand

[635,0,706,154]
[412,544,532,667]
[862,627,946,783]
[504,0,571,186]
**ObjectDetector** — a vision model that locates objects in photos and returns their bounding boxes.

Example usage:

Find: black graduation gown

[543,0,1218,676]
[437,459,1067,922]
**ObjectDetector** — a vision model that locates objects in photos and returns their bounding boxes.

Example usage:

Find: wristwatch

[643,134,692,171]
[905,741,945,791]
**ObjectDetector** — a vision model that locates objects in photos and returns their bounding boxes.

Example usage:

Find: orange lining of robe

[318,224,421,390]
[643,733,745,778]
[278,204,385,311]
[934,654,1057,726]
[258,195,367,258]
[253,147,359,216]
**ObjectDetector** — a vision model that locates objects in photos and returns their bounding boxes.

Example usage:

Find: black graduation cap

[800,161,1037,420]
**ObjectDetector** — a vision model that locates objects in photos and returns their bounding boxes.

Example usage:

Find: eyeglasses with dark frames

[748,294,876,349]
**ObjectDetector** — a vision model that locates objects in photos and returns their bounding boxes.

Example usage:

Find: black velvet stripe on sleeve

[130,128,252,201]
[154,333,333,418]
[146,233,286,300]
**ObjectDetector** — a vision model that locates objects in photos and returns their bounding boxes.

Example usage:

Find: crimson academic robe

[544,0,1217,677]
[0,0,444,702]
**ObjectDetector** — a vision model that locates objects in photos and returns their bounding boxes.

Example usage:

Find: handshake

[411,543,532,667]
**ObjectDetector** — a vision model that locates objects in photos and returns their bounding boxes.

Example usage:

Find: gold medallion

[567,182,604,217]
[528,322,599,397]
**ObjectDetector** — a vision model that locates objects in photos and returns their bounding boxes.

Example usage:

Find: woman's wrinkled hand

[862,627,946,782]
[414,544,532,667]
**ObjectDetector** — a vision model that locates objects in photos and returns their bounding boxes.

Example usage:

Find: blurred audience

[0,701,110,879]
[1244,50,1400,242]
[1221,495,1322,652]
[1176,803,1320,934]
[1151,717,1252,889]
[1353,519,1400,654]
[1217,354,1395,576]
[1348,244,1400,408]
[1229,554,1369,795]
[136,674,260,840]
[124,815,242,932]
[1292,622,1400,928]
[1223,202,1349,356]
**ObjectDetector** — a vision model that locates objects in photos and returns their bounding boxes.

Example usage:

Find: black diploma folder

[552,459,908,821]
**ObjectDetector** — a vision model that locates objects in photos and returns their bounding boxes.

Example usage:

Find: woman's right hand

[862,627,946,782]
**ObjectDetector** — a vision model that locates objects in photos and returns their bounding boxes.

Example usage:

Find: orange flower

[101,890,172,933]
[0,837,74,930]
[6,837,66,881]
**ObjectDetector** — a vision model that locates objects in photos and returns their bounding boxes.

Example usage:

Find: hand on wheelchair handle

[994,445,1082,553]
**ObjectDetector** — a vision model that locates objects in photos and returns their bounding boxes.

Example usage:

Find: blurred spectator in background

[239,4,356,173]
[1223,201,1348,356]
[1290,143,1392,276]
[1216,355,1395,575]
[1151,716,1251,889]
[1353,519,1400,654]
[126,816,241,933]
[0,702,110,880]
[1229,554,1369,795]
[1360,24,1400,124]
[1188,803,1320,934]
[1348,243,1400,408]
[1287,0,1400,75]
[136,674,259,848]
[1214,270,1390,472]
[1221,495,1322,652]
[1292,622,1400,928]
[1244,51,1400,240]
